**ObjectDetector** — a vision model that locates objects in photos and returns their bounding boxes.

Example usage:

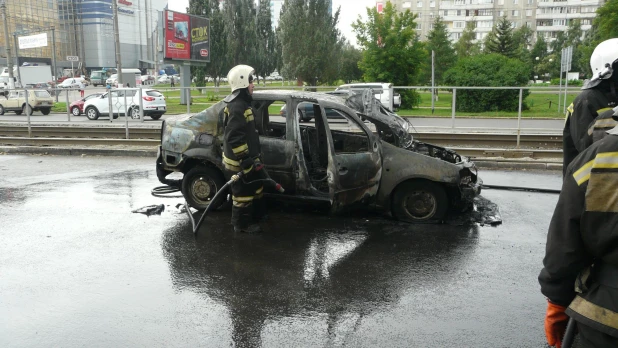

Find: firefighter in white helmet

[221,65,265,233]
[562,38,618,176]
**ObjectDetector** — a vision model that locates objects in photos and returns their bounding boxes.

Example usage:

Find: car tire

[392,180,448,223]
[71,106,81,116]
[0,104,4,115]
[85,106,99,120]
[22,104,33,116]
[130,106,140,119]
[150,114,162,120]
[41,108,51,115]
[182,165,228,211]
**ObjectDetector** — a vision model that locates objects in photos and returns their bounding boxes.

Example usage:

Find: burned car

[156,90,481,222]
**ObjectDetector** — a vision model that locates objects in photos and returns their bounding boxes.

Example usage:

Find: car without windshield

[156,90,482,223]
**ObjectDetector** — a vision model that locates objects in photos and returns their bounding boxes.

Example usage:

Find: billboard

[164,10,210,62]
[18,33,48,49]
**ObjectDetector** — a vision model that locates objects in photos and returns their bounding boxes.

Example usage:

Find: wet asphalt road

[0,154,563,347]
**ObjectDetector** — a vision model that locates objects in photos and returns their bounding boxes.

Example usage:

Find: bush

[550,78,583,86]
[443,54,532,112]
[401,89,421,109]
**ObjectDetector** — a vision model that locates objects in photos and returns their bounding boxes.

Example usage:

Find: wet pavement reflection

[0,155,561,347]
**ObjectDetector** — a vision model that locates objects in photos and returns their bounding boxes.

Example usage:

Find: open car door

[315,101,382,213]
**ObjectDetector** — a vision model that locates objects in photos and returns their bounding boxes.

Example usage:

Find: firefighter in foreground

[222,65,265,234]
[562,38,618,176]
[539,107,618,347]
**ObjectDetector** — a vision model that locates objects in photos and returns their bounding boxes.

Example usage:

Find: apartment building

[377,0,605,44]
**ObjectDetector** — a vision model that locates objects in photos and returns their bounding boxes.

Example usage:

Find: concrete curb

[0,145,562,171]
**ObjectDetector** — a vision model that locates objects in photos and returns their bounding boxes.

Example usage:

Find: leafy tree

[255,0,276,85]
[550,31,566,52]
[595,0,618,39]
[278,0,343,86]
[531,34,549,80]
[443,53,532,112]
[188,0,228,87]
[223,0,258,69]
[484,16,516,58]
[352,1,426,108]
[338,42,363,83]
[422,16,456,86]
[512,24,533,62]
[454,20,480,58]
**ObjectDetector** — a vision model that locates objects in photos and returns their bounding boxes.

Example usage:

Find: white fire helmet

[590,38,618,80]
[227,65,255,93]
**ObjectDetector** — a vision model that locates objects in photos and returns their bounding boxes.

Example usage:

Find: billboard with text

[164,10,210,62]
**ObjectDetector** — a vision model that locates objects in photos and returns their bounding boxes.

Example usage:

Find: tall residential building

[377,0,605,45]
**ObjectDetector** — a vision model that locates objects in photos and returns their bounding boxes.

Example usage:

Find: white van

[336,82,401,110]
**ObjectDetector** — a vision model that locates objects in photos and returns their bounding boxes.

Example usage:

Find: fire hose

[187,163,284,235]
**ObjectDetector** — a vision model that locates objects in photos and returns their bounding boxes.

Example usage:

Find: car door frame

[316,100,383,213]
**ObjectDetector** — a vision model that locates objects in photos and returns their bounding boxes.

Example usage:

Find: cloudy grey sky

[167,0,377,46]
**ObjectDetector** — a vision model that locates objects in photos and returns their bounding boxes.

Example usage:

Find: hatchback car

[83,88,166,120]
[0,89,54,115]
[69,93,104,116]
[156,90,481,223]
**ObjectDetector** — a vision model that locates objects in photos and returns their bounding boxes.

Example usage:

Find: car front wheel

[41,108,51,115]
[182,165,227,211]
[392,180,448,223]
[71,106,81,116]
[85,106,99,120]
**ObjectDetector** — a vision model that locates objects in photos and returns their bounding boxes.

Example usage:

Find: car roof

[253,89,349,105]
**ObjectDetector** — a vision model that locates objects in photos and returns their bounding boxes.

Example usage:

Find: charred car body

[157,90,481,222]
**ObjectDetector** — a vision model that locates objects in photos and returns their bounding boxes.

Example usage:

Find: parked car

[336,83,401,110]
[83,88,166,120]
[157,74,180,84]
[105,74,118,87]
[25,82,57,96]
[69,93,104,116]
[156,90,481,222]
[57,78,86,89]
[0,89,54,115]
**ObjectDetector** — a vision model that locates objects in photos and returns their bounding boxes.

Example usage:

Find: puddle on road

[446,196,502,227]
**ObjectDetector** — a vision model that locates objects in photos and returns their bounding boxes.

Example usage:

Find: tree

[278,0,344,86]
[188,0,228,87]
[255,0,276,85]
[531,34,549,80]
[484,16,516,58]
[422,16,456,86]
[338,42,363,83]
[223,0,258,68]
[512,24,533,63]
[443,54,532,112]
[454,20,480,58]
[352,2,425,108]
[595,0,618,39]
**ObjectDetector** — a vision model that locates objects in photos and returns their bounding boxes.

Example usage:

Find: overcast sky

[167,0,377,46]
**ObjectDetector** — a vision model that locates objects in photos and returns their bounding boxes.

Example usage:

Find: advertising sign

[18,33,48,49]
[164,10,210,62]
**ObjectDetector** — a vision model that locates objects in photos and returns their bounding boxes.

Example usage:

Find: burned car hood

[337,92,467,165]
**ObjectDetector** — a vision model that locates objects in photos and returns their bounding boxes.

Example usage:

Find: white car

[157,74,180,84]
[83,88,166,120]
[106,74,118,87]
[58,78,86,89]
[336,83,401,110]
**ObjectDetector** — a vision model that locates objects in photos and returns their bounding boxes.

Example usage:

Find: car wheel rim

[72,108,80,116]
[87,109,95,118]
[191,176,216,204]
[403,190,437,220]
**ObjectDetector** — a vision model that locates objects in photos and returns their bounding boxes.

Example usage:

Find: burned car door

[316,101,382,212]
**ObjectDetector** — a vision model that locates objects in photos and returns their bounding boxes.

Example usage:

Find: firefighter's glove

[545,300,569,348]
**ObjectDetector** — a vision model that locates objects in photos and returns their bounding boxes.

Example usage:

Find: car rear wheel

[392,180,448,223]
[182,165,227,211]
[0,105,4,115]
[22,104,33,116]
[41,108,51,115]
[71,106,81,116]
[130,106,140,119]
[85,106,99,120]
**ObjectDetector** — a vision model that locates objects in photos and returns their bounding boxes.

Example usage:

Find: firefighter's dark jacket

[587,108,618,144]
[539,129,618,337]
[563,80,617,175]
[222,90,261,172]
